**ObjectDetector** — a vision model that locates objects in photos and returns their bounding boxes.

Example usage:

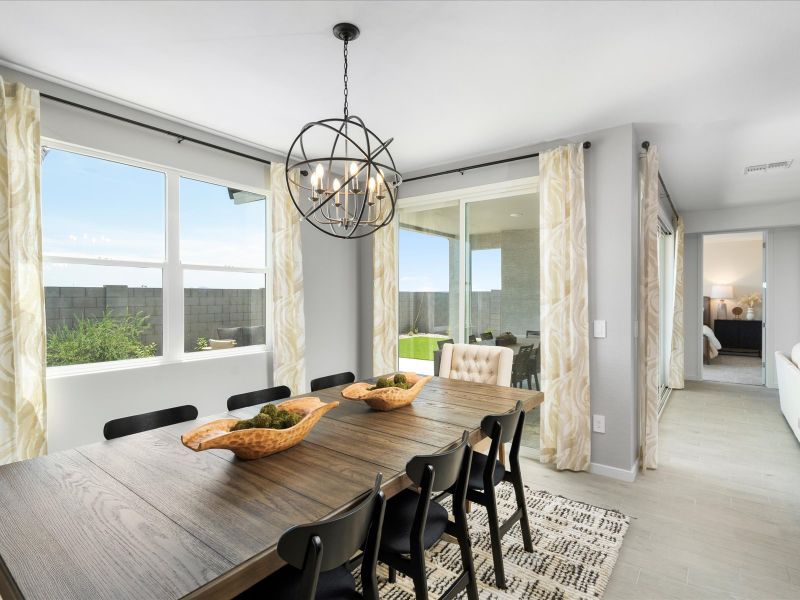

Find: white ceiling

[3,1,800,212]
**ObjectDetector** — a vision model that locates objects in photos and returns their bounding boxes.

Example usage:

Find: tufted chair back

[438,343,513,387]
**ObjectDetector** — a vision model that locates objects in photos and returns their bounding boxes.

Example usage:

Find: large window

[42,144,268,368]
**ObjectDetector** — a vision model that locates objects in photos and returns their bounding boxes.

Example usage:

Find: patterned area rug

[370,483,630,599]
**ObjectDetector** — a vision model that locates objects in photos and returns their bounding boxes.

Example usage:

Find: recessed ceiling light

[509,213,523,217]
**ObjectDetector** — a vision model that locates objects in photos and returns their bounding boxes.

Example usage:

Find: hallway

[519,380,800,599]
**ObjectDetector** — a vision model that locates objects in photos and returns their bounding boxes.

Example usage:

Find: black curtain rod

[641,141,679,222]
[404,141,592,183]
[39,93,272,166]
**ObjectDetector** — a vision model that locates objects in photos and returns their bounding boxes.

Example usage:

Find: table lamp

[710,284,734,320]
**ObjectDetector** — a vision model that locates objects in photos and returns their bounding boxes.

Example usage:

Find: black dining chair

[511,344,535,389]
[467,401,532,589]
[379,432,478,600]
[468,334,477,344]
[525,330,540,337]
[480,331,493,341]
[103,405,198,440]
[227,385,292,411]
[436,338,454,351]
[530,345,540,391]
[310,371,356,392]
[237,474,386,600]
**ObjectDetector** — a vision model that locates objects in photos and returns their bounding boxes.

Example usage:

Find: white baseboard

[589,460,639,482]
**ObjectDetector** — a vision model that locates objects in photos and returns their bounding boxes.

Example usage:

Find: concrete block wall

[45,286,265,353]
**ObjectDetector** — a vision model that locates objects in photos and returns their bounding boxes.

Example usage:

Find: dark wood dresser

[713,319,762,357]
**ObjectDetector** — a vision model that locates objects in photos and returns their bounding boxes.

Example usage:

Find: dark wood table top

[0,376,543,600]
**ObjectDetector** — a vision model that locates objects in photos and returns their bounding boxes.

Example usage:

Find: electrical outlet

[593,414,606,434]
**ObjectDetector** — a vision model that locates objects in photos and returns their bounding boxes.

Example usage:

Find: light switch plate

[593,414,606,433]
[593,320,607,338]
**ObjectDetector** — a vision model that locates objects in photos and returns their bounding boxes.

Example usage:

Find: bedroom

[702,231,765,385]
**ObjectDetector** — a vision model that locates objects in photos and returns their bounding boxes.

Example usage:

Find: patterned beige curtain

[0,79,47,465]
[668,216,685,389]
[270,164,307,394]
[639,146,660,470]
[372,221,398,375]
[539,143,591,472]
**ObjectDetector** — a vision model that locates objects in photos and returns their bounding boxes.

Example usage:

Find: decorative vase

[746,307,755,320]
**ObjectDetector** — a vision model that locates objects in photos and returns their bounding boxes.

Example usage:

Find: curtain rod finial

[582,141,591,149]
[642,141,650,150]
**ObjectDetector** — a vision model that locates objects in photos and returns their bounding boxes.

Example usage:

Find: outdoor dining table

[0,376,542,600]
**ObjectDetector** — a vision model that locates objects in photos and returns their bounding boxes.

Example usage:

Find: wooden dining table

[0,376,542,600]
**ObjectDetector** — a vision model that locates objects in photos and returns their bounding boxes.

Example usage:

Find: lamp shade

[710,285,734,299]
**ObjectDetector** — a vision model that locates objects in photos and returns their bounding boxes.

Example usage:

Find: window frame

[42,138,272,377]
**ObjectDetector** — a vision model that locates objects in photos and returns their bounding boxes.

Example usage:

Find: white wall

[1,65,363,452]
[703,237,764,322]
[47,352,271,452]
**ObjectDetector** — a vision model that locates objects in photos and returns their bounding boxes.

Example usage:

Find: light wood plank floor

[518,380,800,599]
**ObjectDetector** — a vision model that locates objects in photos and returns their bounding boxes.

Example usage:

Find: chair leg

[410,554,429,600]
[534,372,540,391]
[455,514,479,600]
[388,565,397,583]
[485,489,507,589]
[512,472,534,552]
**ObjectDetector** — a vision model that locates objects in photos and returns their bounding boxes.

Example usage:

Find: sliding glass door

[466,197,540,340]
[398,203,460,373]
[397,188,540,376]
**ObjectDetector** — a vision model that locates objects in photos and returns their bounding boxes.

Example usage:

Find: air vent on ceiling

[743,160,793,175]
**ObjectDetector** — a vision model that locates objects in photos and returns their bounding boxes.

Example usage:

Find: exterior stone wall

[45,286,265,352]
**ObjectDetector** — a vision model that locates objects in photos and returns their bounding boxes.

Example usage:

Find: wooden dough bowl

[181,397,338,460]
[341,372,433,411]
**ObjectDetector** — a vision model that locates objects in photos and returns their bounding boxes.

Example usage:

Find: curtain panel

[270,164,308,394]
[668,216,685,390]
[0,79,47,465]
[372,221,398,375]
[638,146,660,470]
[538,143,591,472]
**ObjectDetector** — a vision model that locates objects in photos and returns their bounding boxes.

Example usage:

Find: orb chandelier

[285,23,402,239]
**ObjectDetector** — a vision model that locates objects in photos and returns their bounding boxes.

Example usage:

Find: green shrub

[195,336,208,352]
[47,311,157,366]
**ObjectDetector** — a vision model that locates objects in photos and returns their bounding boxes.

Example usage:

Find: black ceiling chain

[343,37,349,119]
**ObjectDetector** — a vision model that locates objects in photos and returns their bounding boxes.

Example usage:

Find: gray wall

[363,124,642,473]
[300,222,364,383]
[765,227,800,387]
[682,234,703,381]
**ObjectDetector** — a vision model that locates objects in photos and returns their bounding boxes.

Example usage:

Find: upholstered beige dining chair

[438,343,513,387]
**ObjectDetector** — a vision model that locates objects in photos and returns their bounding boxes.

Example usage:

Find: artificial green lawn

[398,335,442,361]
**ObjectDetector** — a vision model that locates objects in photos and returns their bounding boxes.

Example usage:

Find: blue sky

[398,228,501,292]
[42,148,265,288]
[42,148,501,292]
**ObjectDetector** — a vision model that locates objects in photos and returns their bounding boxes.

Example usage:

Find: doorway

[701,231,765,385]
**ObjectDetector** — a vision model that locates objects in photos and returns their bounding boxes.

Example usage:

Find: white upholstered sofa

[439,343,513,387]
[775,343,800,443]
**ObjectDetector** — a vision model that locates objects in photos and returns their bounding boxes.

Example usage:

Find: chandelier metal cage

[285,23,402,239]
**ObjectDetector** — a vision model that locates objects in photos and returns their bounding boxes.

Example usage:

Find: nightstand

[713,319,762,357]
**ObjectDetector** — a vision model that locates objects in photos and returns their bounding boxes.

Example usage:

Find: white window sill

[46,345,271,379]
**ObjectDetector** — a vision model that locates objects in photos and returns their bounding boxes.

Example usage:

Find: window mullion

[164,171,183,359]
